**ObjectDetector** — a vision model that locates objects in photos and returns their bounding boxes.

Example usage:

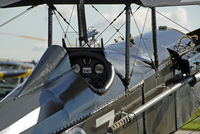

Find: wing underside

[1,0,200,8]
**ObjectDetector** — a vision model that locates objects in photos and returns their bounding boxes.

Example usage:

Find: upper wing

[1,0,200,8]
[139,0,200,7]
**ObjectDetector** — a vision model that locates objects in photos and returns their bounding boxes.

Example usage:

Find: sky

[0,4,200,61]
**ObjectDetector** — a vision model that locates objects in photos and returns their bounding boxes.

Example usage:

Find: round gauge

[95,64,104,74]
[72,64,81,73]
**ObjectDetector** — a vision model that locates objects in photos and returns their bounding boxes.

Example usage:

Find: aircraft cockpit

[66,48,115,95]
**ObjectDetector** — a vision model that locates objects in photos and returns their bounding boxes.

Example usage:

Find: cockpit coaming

[66,48,115,95]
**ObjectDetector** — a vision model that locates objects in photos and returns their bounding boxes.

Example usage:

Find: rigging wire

[53,9,72,47]
[132,17,151,61]
[130,8,152,78]
[65,5,75,45]
[65,5,75,33]
[91,5,125,38]
[104,6,141,46]
[53,10,65,34]
[156,11,191,32]
[104,23,125,46]
[133,8,153,64]
[0,6,35,28]
[51,5,78,35]
[95,7,126,40]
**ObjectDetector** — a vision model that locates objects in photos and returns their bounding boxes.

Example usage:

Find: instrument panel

[71,56,107,89]
[67,48,114,94]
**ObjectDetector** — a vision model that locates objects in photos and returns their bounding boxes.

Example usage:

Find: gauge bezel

[95,64,104,74]
[72,64,81,73]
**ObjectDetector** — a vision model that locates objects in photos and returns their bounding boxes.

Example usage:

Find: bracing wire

[53,10,65,33]
[95,7,126,40]
[65,5,75,45]
[65,5,75,34]
[104,23,125,46]
[133,8,153,64]
[156,11,190,32]
[91,5,125,38]
[133,17,151,61]
[0,6,35,28]
[50,5,79,47]
[130,8,151,78]
[53,9,72,47]
[51,5,78,35]
[104,6,141,46]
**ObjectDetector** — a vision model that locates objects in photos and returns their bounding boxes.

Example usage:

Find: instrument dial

[95,64,104,74]
[72,64,81,73]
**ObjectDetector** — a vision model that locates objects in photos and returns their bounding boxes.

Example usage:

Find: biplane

[0,59,34,100]
[0,0,200,134]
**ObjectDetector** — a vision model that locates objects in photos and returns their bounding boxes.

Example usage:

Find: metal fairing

[17,45,68,97]
[0,45,125,133]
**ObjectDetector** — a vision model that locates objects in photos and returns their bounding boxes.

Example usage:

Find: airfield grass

[181,107,200,131]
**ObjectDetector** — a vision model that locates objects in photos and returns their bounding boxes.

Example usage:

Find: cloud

[175,7,188,26]
[92,5,125,29]
[156,7,189,32]
[130,7,190,35]
[103,5,125,25]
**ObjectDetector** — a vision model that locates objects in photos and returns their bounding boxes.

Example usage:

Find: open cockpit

[67,48,115,95]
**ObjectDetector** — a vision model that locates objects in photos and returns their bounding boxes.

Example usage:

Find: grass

[181,107,200,131]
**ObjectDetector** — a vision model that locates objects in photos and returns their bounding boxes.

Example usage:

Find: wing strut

[77,0,88,47]
[125,3,131,90]
[48,5,53,47]
[151,7,159,70]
